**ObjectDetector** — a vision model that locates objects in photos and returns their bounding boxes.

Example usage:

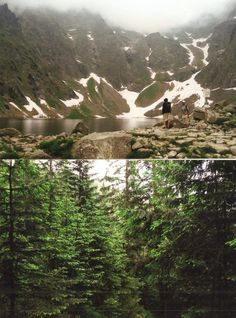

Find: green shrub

[127,150,152,159]
[45,97,62,109]
[0,96,5,108]
[87,78,99,101]
[214,117,227,126]
[39,137,74,158]
[0,144,20,159]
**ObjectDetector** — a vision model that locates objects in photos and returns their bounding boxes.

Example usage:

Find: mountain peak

[0,2,19,31]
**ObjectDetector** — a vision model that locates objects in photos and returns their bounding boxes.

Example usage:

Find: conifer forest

[0,160,235,318]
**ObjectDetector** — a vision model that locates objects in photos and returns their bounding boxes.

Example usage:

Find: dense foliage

[0,160,235,318]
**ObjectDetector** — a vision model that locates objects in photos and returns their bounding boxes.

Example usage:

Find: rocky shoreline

[0,121,235,159]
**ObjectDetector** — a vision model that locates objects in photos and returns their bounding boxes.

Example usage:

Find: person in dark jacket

[162,98,172,128]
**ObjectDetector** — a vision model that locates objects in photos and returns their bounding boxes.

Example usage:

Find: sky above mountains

[4,0,236,32]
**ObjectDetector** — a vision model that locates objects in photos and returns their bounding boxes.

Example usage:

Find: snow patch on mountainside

[78,73,113,88]
[40,99,51,109]
[60,90,84,107]
[67,34,74,41]
[87,32,94,41]
[201,43,210,66]
[146,49,156,79]
[224,87,236,91]
[180,43,195,65]
[24,97,47,118]
[163,72,206,107]
[118,70,208,118]
[10,102,29,117]
[181,33,212,67]
[118,89,156,118]
[145,48,152,62]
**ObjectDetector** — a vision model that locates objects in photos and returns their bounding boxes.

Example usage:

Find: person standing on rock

[162,98,172,129]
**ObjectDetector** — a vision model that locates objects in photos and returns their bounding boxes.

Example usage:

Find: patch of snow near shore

[167,71,174,76]
[40,99,50,109]
[95,115,106,118]
[74,91,84,101]
[60,91,84,107]
[118,71,206,118]
[117,90,146,118]
[24,97,47,118]
[164,71,206,108]
[10,102,29,117]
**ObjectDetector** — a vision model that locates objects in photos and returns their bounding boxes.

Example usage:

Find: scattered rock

[25,150,52,159]
[168,151,178,158]
[195,122,208,130]
[0,119,235,159]
[0,128,22,137]
[177,153,187,158]
[207,110,219,124]
[193,108,206,121]
[71,120,89,135]
[132,141,144,151]
[172,118,186,128]
[72,131,132,159]
[208,143,229,154]
[230,146,236,156]
[57,132,68,138]
[227,140,236,146]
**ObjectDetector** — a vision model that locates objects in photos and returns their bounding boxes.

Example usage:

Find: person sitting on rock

[162,98,172,129]
[181,101,190,127]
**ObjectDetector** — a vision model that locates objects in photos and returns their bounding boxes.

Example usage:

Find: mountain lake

[0,118,160,136]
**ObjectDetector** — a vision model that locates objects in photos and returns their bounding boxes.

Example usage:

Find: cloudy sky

[5,0,236,32]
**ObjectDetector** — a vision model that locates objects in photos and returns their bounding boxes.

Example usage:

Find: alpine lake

[0,117,160,136]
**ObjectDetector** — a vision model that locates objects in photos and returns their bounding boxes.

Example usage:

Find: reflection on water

[0,118,160,136]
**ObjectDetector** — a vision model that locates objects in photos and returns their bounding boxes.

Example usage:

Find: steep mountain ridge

[197,17,236,88]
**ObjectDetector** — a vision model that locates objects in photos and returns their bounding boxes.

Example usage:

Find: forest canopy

[0,160,235,318]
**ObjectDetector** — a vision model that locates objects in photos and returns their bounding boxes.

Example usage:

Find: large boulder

[193,108,207,121]
[24,149,52,159]
[0,128,22,137]
[207,110,220,124]
[71,120,89,135]
[172,118,186,128]
[72,131,132,159]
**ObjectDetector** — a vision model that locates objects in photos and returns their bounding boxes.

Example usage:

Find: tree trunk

[8,160,16,318]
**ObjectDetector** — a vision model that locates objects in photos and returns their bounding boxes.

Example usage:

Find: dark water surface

[0,118,159,136]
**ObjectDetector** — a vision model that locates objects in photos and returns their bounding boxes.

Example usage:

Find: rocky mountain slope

[0,2,236,119]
